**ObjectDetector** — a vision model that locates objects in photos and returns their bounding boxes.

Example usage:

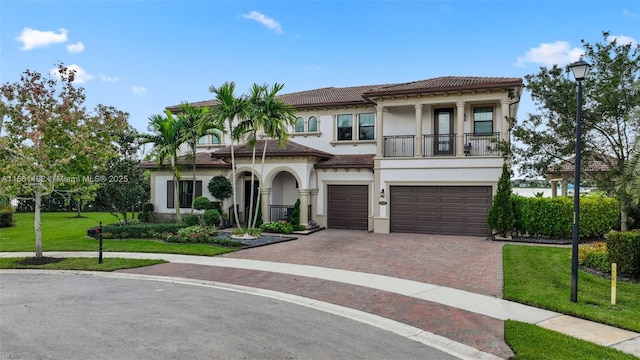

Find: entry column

[298,189,310,228]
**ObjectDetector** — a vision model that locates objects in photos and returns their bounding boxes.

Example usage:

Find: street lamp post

[569,58,591,303]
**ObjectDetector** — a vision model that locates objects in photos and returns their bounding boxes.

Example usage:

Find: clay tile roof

[212,140,333,159]
[140,152,231,169]
[315,154,375,169]
[362,76,523,97]
[166,76,523,111]
[546,156,611,174]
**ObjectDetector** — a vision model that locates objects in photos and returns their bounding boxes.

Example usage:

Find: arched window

[308,116,318,132]
[295,117,305,132]
[197,135,209,145]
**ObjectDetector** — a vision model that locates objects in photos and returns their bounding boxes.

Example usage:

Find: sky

[1,0,639,134]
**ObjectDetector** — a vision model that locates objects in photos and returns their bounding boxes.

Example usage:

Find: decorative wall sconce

[380,189,385,198]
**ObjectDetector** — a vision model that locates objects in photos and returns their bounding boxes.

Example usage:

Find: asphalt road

[0,272,461,360]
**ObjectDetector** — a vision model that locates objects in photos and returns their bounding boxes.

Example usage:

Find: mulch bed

[16,257,65,266]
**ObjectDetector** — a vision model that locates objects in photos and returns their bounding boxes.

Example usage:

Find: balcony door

[434,108,454,155]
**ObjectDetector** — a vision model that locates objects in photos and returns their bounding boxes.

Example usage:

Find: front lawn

[0,212,235,256]
[0,257,166,271]
[503,244,640,332]
[505,320,638,360]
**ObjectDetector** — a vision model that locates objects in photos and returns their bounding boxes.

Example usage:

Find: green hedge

[0,205,15,228]
[512,195,618,239]
[102,223,188,239]
[607,230,640,278]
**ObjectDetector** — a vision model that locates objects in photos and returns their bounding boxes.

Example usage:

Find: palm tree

[235,83,297,228]
[177,102,224,213]
[207,82,246,229]
[140,110,185,222]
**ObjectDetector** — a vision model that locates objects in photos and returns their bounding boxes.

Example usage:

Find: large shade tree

[0,64,127,258]
[513,32,639,230]
[140,111,185,222]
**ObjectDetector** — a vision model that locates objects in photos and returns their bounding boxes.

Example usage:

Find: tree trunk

[171,157,181,222]
[230,138,241,230]
[620,193,629,231]
[76,199,82,217]
[34,192,43,258]
[191,144,196,214]
[253,139,268,227]
[248,143,257,229]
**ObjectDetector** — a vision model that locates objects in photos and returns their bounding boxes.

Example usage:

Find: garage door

[390,186,492,236]
[327,185,368,230]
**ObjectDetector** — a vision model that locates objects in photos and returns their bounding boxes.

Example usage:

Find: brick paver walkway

[121,229,514,358]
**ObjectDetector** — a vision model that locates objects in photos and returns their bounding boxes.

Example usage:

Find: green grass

[0,257,166,271]
[0,212,236,256]
[505,320,638,360]
[503,244,640,332]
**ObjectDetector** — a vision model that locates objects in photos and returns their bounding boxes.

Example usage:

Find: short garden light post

[569,58,591,303]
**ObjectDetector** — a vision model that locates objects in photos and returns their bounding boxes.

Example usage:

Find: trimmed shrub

[202,209,220,227]
[291,199,301,226]
[607,230,640,278]
[578,242,609,273]
[139,203,155,223]
[487,163,516,237]
[193,196,212,211]
[261,222,295,234]
[102,223,188,239]
[208,176,233,200]
[0,204,15,228]
[142,203,155,213]
[512,195,618,239]
[183,214,200,226]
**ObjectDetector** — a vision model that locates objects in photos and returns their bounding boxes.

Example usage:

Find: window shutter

[195,181,202,197]
[167,180,174,208]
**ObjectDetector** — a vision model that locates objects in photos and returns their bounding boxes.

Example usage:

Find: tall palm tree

[235,83,297,228]
[140,110,185,222]
[208,82,246,229]
[177,102,224,213]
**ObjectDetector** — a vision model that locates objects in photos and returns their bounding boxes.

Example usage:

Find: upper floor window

[358,113,375,140]
[295,117,305,132]
[337,114,353,140]
[308,116,318,132]
[197,134,222,145]
[473,106,494,134]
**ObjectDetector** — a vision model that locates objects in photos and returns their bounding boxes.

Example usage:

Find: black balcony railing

[269,204,312,223]
[423,134,456,156]
[383,135,414,157]
[463,132,501,156]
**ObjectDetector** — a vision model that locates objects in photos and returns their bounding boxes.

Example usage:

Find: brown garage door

[390,186,492,236]
[327,185,368,230]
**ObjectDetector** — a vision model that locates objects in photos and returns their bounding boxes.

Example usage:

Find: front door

[244,179,259,223]
[434,109,454,155]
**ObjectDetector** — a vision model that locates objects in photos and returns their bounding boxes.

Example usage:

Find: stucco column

[561,179,568,196]
[298,189,310,227]
[309,189,318,224]
[376,105,384,157]
[260,188,270,223]
[550,180,558,198]
[414,104,423,157]
[456,101,465,156]
[501,99,510,142]
[331,114,337,142]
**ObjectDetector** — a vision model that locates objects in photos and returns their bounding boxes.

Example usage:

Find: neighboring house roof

[314,154,375,169]
[545,156,612,175]
[140,152,231,170]
[212,140,334,159]
[166,76,523,111]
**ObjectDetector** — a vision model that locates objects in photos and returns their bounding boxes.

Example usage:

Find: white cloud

[49,64,94,84]
[131,86,147,95]
[66,42,84,53]
[304,65,322,71]
[16,28,68,51]
[623,8,638,18]
[515,41,583,68]
[610,35,639,47]
[100,74,119,83]
[241,11,283,34]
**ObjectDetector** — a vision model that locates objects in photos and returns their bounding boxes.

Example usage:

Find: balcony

[382,132,501,158]
[463,132,501,156]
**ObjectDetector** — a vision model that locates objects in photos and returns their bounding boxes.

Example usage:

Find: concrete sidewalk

[2,251,639,358]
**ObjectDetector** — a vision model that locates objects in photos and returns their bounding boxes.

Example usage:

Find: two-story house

[144,76,523,236]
